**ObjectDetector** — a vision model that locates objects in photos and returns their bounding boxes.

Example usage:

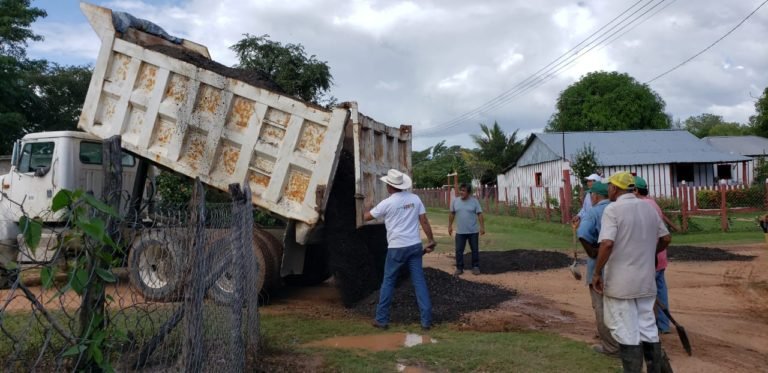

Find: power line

[420,0,650,132]
[646,0,768,83]
[420,0,670,135]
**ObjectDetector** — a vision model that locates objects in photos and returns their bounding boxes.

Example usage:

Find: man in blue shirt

[448,183,485,275]
[576,181,618,356]
[573,173,602,225]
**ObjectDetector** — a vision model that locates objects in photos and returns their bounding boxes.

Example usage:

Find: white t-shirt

[598,193,669,299]
[370,191,426,248]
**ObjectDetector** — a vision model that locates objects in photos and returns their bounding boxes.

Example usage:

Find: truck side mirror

[10,140,20,169]
[34,166,50,177]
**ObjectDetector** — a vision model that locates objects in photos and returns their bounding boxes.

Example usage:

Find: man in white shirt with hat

[573,173,603,225]
[364,169,436,331]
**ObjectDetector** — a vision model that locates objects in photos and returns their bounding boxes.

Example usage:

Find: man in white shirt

[592,172,671,373]
[573,173,602,225]
[364,169,436,331]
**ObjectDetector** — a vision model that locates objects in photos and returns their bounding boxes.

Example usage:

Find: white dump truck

[0,3,411,302]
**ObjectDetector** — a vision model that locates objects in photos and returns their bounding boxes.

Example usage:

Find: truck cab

[0,131,138,270]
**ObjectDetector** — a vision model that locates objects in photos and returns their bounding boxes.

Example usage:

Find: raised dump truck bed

[77,3,411,244]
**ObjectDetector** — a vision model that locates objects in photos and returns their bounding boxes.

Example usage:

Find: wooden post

[720,184,728,232]
[494,186,499,214]
[517,187,522,214]
[559,188,566,224]
[183,179,206,372]
[485,185,491,212]
[562,169,573,223]
[544,187,551,222]
[529,186,536,219]
[78,135,122,370]
[681,183,689,232]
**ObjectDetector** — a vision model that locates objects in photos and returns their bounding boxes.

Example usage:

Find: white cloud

[706,101,756,124]
[375,80,401,91]
[332,0,426,37]
[497,50,525,72]
[436,67,477,90]
[26,0,768,151]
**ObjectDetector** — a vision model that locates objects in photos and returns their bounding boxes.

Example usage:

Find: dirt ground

[422,244,768,372]
[4,244,767,372]
[263,243,768,372]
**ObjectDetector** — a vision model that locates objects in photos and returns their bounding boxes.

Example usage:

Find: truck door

[77,141,138,212]
[7,140,57,220]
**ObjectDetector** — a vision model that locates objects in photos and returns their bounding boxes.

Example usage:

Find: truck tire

[283,243,331,286]
[207,231,269,306]
[253,229,283,289]
[128,231,184,302]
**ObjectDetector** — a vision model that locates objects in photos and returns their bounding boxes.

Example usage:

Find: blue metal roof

[702,135,768,157]
[519,130,750,167]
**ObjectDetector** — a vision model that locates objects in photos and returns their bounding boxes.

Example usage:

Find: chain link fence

[1,137,262,371]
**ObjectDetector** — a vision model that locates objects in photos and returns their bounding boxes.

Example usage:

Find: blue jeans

[375,243,432,328]
[655,270,670,332]
[455,233,479,270]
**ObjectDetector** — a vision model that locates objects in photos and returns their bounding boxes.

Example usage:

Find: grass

[261,314,621,373]
[426,207,764,251]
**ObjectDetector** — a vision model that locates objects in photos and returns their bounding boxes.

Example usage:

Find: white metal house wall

[497,159,571,206]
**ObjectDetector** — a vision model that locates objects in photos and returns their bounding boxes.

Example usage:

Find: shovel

[656,299,692,356]
[569,225,582,280]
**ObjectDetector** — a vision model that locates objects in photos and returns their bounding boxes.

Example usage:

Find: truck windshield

[18,142,55,173]
[80,141,136,166]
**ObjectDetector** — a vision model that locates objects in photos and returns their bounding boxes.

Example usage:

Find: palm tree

[471,122,525,183]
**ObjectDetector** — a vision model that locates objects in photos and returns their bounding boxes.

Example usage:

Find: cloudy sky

[27,0,768,150]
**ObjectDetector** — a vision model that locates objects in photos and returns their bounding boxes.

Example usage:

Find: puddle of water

[305,332,437,352]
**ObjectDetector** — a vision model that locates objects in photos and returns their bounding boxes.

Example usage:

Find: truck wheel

[207,235,267,306]
[253,229,283,289]
[128,232,184,302]
[283,243,331,286]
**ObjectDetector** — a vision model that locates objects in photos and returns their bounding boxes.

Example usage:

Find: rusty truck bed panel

[77,3,411,241]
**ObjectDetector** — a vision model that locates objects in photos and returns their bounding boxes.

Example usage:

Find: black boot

[660,346,674,373]
[642,342,663,373]
[619,344,643,373]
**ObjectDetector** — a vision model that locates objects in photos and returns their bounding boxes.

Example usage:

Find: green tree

[412,141,469,188]
[546,71,671,132]
[231,34,334,105]
[460,149,494,184]
[570,144,600,185]
[470,122,525,183]
[683,113,750,138]
[0,0,46,58]
[749,87,768,138]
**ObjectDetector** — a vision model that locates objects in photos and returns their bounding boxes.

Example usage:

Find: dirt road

[423,244,768,372]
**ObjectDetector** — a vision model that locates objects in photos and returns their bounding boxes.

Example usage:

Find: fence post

[720,184,728,232]
[529,186,536,219]
[562,169,573,223]
[183,179,206,372]
[559,188,566,224]
[544,187,551,222]
[78,135,122,370]
[494,186,499,214]
[681,183,689,232]
[516,187,522,216]
[764,179,768,210]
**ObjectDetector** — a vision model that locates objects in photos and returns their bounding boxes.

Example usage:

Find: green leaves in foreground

[19,215,42,252]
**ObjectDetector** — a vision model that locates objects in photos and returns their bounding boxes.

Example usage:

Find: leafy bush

[696,187,764,209]
[654,196,680,211]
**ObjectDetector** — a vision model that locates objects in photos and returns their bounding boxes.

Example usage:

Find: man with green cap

[633,176,672,334]
[592,172,672,373]
[576,181,618,356]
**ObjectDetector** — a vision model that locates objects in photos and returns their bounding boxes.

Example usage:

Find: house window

[716,164,732,180]
[675,164,694,183]
[534,172,542,187]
